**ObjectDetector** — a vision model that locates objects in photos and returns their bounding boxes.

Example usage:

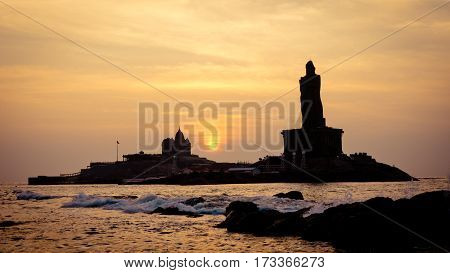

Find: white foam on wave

[61,193,334,216]
[61,193,120,208]
[16,191,58,200]
[62,193,197,214]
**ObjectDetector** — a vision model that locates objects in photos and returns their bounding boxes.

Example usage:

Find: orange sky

[0,0,449,182]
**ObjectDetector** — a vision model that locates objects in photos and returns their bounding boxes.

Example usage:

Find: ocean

[1,179,448,252]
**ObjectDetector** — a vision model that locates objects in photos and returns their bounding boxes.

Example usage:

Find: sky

[0,0,449,183]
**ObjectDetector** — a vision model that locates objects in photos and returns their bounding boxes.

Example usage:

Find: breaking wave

[16,191,59,200]
[61,193,340,216]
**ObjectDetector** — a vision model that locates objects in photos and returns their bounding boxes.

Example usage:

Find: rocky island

[29,61,413,185]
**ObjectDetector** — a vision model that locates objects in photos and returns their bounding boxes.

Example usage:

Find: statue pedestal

[281,127,343,169]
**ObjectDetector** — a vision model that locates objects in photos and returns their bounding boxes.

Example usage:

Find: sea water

[1,179,448,252]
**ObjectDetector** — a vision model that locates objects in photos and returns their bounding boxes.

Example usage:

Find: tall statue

[300,60,326,129]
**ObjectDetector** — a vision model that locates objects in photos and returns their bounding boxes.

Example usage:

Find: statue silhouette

[300,61,326,129]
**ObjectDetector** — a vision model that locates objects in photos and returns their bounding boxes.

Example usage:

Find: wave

[61,193,120,208]
[16,191,59,200]
[61,193,338,216]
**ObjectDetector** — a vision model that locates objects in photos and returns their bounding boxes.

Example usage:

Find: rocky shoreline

[216,190,450,252]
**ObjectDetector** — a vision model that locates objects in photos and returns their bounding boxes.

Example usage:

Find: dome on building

[162,127,191,156]
[175,127,185,142]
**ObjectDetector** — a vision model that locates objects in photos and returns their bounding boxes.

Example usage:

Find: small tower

[161,127,192,157]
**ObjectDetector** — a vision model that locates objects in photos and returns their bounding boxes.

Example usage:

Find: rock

[217,201,305,234]
[183,197,205,206]
[152,207,200,217]
[274,191,304,200]
[264,211,306,235]
[216,201,259,231]
[300,190,450,252]
[216,191,450,252]
[300,197,395,249]
[224,201,258,216]
[221,208,283,233]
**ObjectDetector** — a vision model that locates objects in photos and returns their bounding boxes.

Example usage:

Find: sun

[206,133,220,151]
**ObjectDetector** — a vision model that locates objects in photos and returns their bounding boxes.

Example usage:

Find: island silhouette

[29,61,414,185]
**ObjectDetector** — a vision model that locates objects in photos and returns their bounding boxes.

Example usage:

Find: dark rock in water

[217,201,259,232]
[300,197,395,250]
[152,207,200,217]
[0,220,23,228]
[264,210,307,235]
[224,201,258,216]
[218,208,283,233]
[217,191,450,252]
[302,190,450,252]
[274,191,304,200]
[183,197,205,206]
[217,201,305,234]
